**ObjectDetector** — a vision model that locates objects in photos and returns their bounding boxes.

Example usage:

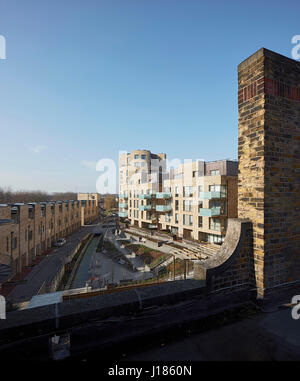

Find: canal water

[70,236,99,289]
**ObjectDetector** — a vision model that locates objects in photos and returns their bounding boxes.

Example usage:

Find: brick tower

[238,48,300,297]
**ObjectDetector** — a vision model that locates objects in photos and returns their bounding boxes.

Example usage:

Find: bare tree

[0,187,77,204]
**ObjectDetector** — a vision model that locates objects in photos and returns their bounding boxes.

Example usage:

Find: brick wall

[238,48,300,296]
[0,200,99,281]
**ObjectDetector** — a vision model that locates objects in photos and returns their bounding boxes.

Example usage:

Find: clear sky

[0,0,299,193]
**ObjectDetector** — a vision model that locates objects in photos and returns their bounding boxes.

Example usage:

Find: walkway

[6,225,97,305]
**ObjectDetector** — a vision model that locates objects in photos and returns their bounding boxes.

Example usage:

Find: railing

[199,191,224,199]
[119,194,128,199]
[156,205,172,212]
[119,203,128,208]
[138,194,153,199]
[199,207,221,217]
[119,211,128,217]
[139,205,152,211]
[156,192,172,199]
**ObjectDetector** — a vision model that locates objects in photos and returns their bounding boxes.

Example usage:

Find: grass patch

[124,243,170,267]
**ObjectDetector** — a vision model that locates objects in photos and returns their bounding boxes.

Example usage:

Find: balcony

[199,207,221,217]
[156,205,172,212]
[139,205,152,211]
[199,191,223,199]
[119,203,128,208]
[119,211,128,218]
[138,194,152,199]
[119,194,128,199]
[156,192,172,199]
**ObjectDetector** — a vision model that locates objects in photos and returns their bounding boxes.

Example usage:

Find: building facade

[119,152,238,244]
[0,197,99,282]
[119,149,168,229]
[159,160,238,243]
[77,193,103,223]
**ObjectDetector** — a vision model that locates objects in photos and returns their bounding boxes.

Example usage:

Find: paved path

[121,230,188,259]
[89,250,153,289]
[7,225,97,304]
[126,227,218,257]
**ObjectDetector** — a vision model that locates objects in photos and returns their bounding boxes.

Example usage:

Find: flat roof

[0,219,15,225]
[27,292,63,309]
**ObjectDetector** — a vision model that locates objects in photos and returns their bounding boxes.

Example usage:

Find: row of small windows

[134,154,147,160]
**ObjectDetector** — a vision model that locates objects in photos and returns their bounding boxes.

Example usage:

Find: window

[183,200,192,212]
[12,237,17,249]
[207,234,224,244]
[175,186,179,197]
[209,184,227,197]
[193,171,198,178]
[29,230,33,240]
[183,186,193,197]
[209,218,221,231]
[198,201,203,212]
[175,200,179,211]
[166,214,171,223]
[141,154,146,160]
[198,185,203,196]
[175,213,179,224]
[210,200,227,214]
[198,216,203,228]
[134,154,139,159]
[210,170,220,176]
[183,214,193,226]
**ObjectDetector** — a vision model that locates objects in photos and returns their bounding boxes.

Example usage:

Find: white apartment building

[158,160,238,244]
[119,150,168,229]
[119,150,238,244]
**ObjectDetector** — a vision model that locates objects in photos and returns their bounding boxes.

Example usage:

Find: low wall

[0,279,207,343]
[194,219,253,292]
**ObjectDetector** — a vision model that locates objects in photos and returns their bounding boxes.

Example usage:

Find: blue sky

[0,0,299,193]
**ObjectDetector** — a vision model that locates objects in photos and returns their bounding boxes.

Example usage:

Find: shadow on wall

[194,218,255,294]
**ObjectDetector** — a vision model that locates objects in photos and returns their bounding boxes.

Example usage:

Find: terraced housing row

[0,195,99,281]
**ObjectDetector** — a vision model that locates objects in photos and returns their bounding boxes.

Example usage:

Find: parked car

[55,238,66,247]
